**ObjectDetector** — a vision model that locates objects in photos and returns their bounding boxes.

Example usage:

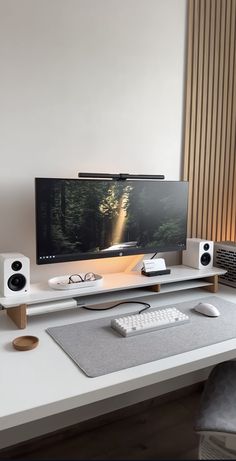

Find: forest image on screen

[36,179,188,262]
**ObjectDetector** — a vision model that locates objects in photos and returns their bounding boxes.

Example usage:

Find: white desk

[1,284,236,449]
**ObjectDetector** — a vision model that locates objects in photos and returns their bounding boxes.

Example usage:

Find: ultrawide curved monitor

[35,178,188,265]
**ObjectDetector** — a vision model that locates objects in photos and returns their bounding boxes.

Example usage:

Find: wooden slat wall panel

[183,0,236,243]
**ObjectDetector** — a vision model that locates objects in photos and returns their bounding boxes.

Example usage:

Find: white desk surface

[1,284,236,433]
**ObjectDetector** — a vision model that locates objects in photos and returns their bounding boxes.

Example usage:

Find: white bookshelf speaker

[0,253,30,297]
[182,238,213,269]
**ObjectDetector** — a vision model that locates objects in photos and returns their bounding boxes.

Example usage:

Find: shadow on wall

[0,179,34,258]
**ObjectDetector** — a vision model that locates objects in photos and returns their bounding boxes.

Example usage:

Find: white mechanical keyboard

[111,307,190,337]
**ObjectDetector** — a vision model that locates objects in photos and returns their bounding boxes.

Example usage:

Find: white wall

[0,0,187,282]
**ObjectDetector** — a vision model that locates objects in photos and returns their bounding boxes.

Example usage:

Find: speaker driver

[11,260,23,271]
[8,274,26,291]
[200,252,211,266]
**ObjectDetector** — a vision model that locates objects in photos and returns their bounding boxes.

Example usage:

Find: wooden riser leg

[147,284,161,293]
[203,275,219,293]
[6,305,27,329]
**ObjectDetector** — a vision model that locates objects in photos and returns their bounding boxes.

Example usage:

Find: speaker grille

[214,242,236,288]
[201,252,211,266]
[7,274,26,291]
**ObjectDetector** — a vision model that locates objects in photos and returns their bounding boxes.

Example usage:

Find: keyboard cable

[79,301,151,314]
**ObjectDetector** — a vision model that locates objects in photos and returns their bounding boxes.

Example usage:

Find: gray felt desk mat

[47,296,236,377]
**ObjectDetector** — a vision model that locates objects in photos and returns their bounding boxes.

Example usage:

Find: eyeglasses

[68,272,96,284]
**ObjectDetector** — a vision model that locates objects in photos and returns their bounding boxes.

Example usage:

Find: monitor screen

[35,178,188,264]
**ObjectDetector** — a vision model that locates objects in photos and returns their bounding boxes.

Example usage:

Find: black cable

[80,300,151,314]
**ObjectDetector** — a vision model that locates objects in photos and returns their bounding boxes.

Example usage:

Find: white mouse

[194,302,220,317]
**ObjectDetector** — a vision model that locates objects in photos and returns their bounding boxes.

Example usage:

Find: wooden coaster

[12,335,39,351]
